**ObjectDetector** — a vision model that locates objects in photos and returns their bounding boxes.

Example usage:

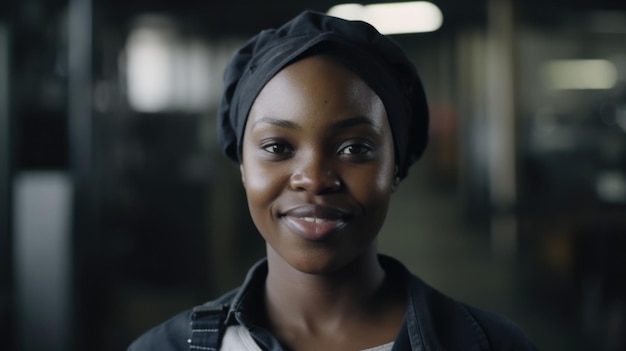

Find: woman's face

[240,55,397,274]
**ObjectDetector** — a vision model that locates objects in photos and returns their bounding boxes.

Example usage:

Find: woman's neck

[259,246,407,351]
[263,245,390,331]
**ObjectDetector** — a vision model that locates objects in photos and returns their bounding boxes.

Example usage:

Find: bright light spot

[125,17,213,113]
[328,1,443,34]
[596,171,626,203]
[327,3,364,21]
[126,27,175,112]
[541,59,618,90]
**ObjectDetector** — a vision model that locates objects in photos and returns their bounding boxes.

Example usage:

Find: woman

[129,10,537,351]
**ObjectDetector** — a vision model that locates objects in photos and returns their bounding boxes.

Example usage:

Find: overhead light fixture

[328,1,443,34]
[125,16,213,113]
[126,24,175,112]
[541,59,618,90]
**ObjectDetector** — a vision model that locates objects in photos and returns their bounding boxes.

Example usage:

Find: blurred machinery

[517,21,626,350]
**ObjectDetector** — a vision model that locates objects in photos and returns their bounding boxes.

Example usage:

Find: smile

[280,204,350,241]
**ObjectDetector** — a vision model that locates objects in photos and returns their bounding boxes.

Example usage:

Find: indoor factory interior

[1,0,625,350]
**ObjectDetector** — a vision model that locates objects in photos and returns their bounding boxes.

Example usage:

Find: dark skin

[240,55,406,351]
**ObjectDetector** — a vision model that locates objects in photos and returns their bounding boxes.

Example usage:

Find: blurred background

[1,0,626,350]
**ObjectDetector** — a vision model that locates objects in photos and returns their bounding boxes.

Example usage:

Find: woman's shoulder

[126,288,240,351]
[406,273,538,350]
[379,256,537,350]
[461,303,539,350]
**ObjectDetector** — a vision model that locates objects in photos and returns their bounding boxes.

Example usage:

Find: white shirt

[220,325,394,351]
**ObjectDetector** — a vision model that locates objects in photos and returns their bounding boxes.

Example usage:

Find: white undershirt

[221,325,262,351]
[220,325,394,351]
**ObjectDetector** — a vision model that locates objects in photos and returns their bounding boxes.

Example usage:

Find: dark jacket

[128,255,538,350]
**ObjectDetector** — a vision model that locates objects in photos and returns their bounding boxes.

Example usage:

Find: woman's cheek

[243,161,283,199]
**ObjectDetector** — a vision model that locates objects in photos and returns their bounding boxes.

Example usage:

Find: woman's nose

[289,154,341,194]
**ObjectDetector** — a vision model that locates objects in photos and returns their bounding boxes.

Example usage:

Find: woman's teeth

[301,217,329,223]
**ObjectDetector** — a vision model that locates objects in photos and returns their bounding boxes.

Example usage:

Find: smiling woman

[241,55,396,276]
[128,10,538,351]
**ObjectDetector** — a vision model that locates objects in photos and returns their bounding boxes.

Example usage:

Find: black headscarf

[217,10,429,179]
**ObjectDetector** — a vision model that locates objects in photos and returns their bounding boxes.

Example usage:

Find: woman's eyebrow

[333,116,382,132]
[251,116,301,130]
[251,115,381,132]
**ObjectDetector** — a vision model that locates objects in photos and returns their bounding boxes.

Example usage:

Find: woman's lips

[281,204,349,241]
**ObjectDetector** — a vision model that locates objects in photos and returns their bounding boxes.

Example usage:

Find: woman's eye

[263,143,289,154]
[339,144,371,155]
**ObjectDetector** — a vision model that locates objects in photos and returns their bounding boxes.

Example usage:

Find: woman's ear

[392,177,400,193]
[391,165,400,193]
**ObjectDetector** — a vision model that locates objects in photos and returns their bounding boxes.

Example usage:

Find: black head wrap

[218,10,429,179]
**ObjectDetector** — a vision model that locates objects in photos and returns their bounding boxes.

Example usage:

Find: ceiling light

[328,2,443,34]
[541,59,618,90]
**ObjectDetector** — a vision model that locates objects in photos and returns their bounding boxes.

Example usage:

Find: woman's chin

[275,250,346,276]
